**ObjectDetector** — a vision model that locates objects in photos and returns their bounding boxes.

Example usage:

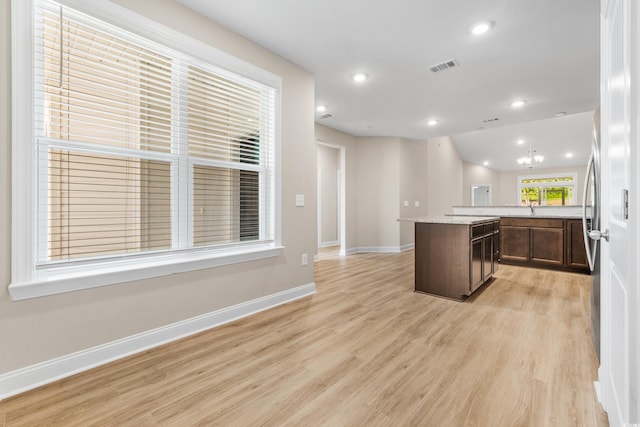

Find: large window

[10,0,281,300]
[518,173,577,206]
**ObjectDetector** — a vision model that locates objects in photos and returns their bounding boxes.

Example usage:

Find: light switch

[296,194,305,207]
[403,200,409,207]
[414,201,420,207]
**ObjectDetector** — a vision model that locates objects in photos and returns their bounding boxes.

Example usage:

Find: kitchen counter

[399,216,500,225]
[451,205,591,219]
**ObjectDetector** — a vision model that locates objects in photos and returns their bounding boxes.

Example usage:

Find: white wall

[0,0,316,376]
[317,144,339,246]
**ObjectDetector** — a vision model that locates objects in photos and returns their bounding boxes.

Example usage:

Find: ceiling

[177,0,600,171]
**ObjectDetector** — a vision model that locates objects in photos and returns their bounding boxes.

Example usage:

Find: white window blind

[33,0,276,268]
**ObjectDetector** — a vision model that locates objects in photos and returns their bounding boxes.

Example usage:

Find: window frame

[517,172,578,206]
[10,0,283,301]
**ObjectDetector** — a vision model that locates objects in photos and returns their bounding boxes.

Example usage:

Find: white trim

[400,243,415,252]
[12,0,283,299]
[319,240,339,248]
[593,380,603,406]
[470,184,492,206]
[0,282,316,400]
[517,172,578,205]
[345,245,415,254]
[11,0,36,296]
[352,246,404,254]
[10,246,284,301]
[57,0,281,88]
[317,140,346,256]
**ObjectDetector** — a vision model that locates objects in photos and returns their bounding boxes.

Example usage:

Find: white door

[599,0,638,425]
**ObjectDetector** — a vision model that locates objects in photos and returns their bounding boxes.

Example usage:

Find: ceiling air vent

[319,113,333,120]
[429,58,459,73]
[482,117,500,123]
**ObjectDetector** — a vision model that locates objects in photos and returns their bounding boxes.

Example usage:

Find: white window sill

[9,245,284,301]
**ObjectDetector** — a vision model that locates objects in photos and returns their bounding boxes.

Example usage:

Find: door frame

[316,140,346,256]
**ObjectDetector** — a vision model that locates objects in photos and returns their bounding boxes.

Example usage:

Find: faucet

[529,203,535,215]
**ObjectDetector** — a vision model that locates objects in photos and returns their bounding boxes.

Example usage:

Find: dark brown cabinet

[566,219,589,269]
[415,219,499,301]
[500,217,589,273]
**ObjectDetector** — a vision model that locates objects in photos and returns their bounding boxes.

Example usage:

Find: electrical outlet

[301,253,308,265]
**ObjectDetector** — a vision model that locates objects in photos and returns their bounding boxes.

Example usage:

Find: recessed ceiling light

[316,105,327,113]
[555,112,567,117]
[483,161,489,166]
[469,21,494,36]
[427,119,438,126]
[352,73,368,83]
[566,152,574,158]
[511,100,526,108]
[517,139,525,145]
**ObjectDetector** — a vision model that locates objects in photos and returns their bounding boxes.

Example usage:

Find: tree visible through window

[519,175,576,206]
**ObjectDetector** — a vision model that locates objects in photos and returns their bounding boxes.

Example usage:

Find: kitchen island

[400,216,500,301]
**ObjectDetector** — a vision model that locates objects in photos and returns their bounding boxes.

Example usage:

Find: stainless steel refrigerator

[582,108,601,360]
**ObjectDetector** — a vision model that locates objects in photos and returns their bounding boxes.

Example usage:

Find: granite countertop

[398,216,500,225]
[451,205,590,219]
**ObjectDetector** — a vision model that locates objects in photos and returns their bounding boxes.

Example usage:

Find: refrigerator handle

[582,153,595,271]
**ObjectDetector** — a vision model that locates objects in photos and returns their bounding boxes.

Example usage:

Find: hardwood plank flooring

[0,251,608,426]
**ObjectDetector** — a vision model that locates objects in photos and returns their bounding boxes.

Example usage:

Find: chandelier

[517,147,544,168]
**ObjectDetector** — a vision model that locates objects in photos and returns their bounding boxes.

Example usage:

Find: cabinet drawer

[500,217,564,228]
[471,224,485,238]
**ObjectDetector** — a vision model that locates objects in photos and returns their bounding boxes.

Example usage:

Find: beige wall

[399,140,428,247]
[497,165,587,205]
[462,163,588,206]
[314,128,466,251]
[317,144,339,245]
[356,137,402,249]
[0,0,315,374]
[462,162,502,205]
[425,136,464,216]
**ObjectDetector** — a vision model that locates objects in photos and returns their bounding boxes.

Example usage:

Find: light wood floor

[0,251,608,426]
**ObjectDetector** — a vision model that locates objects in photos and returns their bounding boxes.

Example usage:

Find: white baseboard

[400,243,415,251]
[319,240,339,248]
[350,246,403,254]
[593,380,602,406]
[345,247,359,255]
[0,282,316,401]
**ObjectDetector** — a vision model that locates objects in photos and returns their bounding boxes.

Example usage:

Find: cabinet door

[483,234,493,281]
[501,226,529,262]
[566,219,589,269]
[470,238,483,292]
[493,231,500,271]
[530,227,564,265]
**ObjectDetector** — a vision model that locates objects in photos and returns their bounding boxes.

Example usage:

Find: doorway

[317,141,345,259]
[471,184,492,206]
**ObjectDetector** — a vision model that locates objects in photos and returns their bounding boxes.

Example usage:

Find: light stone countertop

[398,216,500,225]
[451,205,591,219]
